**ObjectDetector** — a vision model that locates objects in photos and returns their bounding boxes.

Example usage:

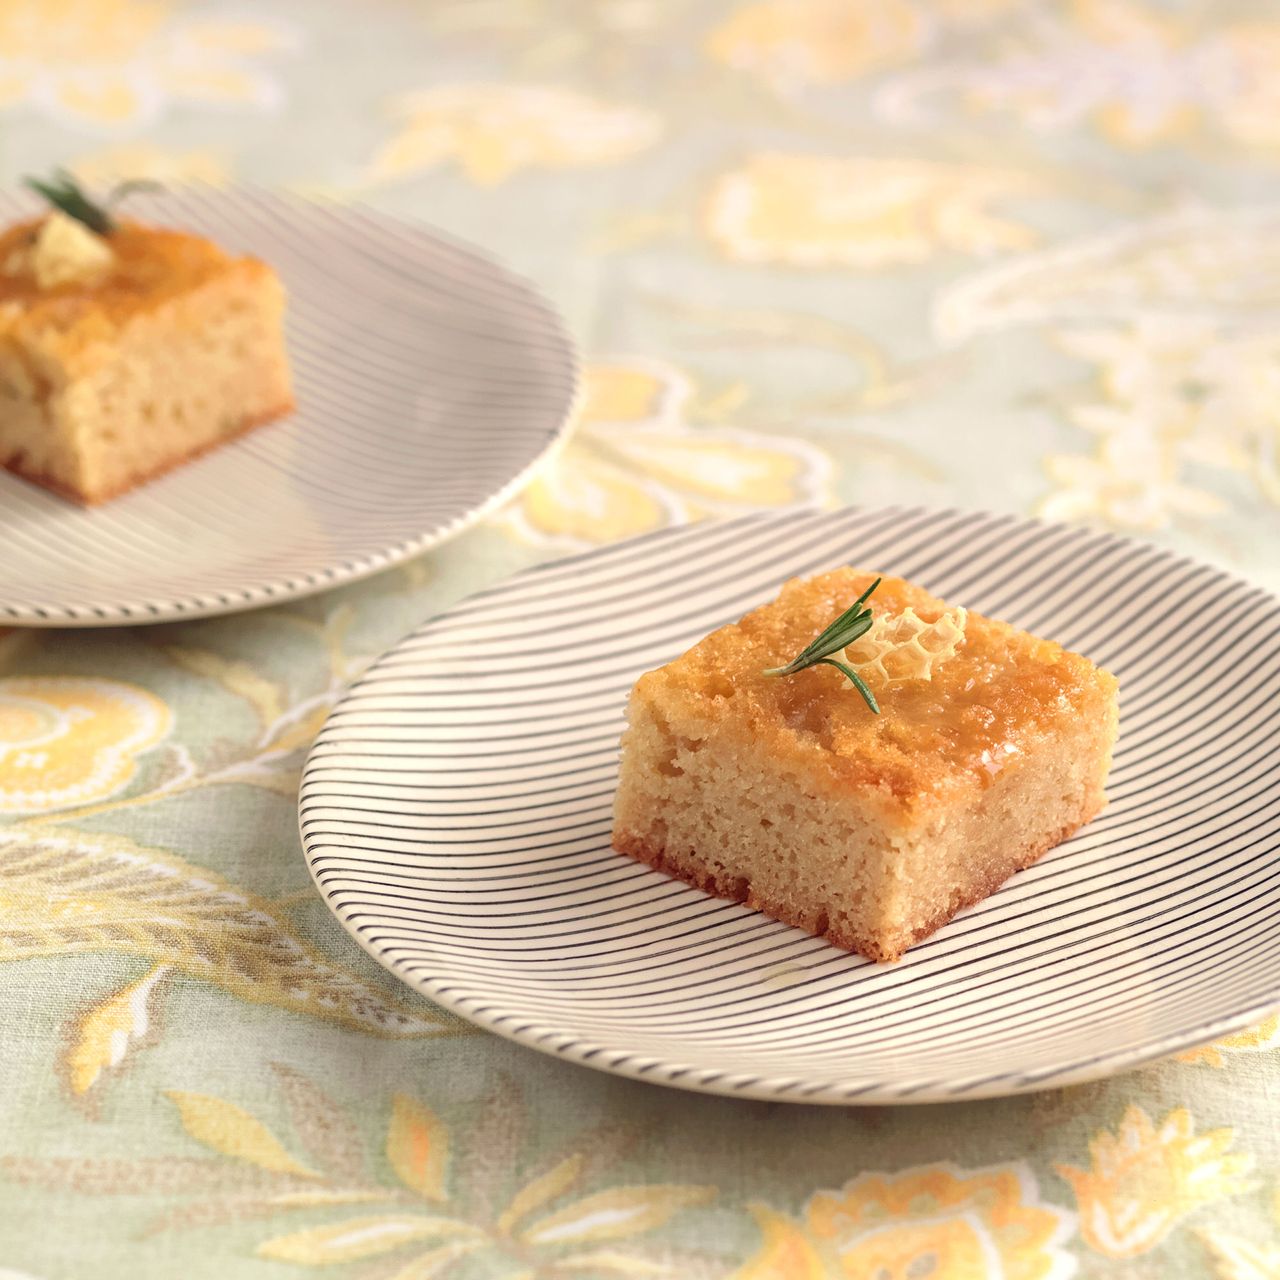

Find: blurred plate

[300,507,1280,1103]
[0,185,576,626]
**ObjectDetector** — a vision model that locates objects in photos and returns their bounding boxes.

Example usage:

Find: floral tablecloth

[3,1,1280,1276]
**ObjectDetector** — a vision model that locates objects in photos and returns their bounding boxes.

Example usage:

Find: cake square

[612,568,1119,962]
[0,212,292,504]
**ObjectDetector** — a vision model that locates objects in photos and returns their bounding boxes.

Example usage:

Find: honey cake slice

[612,568,1119,962]
[0,189,292,505]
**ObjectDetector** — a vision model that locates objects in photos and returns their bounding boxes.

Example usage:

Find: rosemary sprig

[762,576,882,714]
[23,170,161,236]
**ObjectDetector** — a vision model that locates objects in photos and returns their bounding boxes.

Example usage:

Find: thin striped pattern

[300,508,1280,1103]
[0,185,577,626]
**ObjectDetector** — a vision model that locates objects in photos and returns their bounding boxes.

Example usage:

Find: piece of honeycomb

[841,607,968,683]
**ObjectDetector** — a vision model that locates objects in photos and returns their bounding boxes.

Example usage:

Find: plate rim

[299,506,1280,1104]
[0,185,580,629]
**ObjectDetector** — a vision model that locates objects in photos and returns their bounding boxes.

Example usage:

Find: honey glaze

[665,567,1115,802]
[0,219,259,341]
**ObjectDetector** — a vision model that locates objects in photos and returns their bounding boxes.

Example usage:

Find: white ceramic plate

[0,185,576,626]
[300,508,1280,1103]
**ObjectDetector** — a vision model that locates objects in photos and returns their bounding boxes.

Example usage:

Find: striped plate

[0,185,577,626]
[301,508,1280,1103]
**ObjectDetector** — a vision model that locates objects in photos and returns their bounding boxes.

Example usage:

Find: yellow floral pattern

[1179,1014,1280,1069]
[0,677,169,813]
[62,963,166,1099]
[731,1206,827,1279]
[1057,1107,1254,1258]
[0,0,296,127]
[5,1069,715,1275]
[2,0,1279,1274]
[367,84,662,185]
[881,0,1280,151]
[704,153,1041,268]
[71,142,231,187]
[1200,1226,1280,1280]
[1040,320,1280,530]
[930,206,1280,533]
[735,1162,1075,1279]
[0,824,457,1107]
[501,358,831,547]
[706,0,927,92]
[934,206,1280,346]
[3,831,452,1030]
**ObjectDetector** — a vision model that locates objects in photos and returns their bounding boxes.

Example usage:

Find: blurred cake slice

[612,568,1119,962]
[0,177,292,505]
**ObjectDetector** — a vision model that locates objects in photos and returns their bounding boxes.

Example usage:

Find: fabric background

[1,1,1278,1276]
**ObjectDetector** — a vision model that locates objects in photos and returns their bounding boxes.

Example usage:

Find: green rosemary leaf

[790,576,881,666]
[850,576,882,611]
[22,170,161,237]
[815,608,875,655]
[761,576,883,712]
[814,658,880,714]
[106,178,164,208]
[761,609,874,677]
[24,170,115,235]
[769,588,880,676]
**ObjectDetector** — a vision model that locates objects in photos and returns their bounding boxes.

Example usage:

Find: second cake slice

[0,185,292,505]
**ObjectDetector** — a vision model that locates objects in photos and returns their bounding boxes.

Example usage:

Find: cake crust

[631,571,1114,823]
[615,812,1093,962]
[1,399,293,506]
[0,218,259,338]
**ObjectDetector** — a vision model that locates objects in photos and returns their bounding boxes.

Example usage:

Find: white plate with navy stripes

[0,185,577,627]
[301,507,1280,1103]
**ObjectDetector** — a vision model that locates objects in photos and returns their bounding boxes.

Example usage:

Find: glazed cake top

[0,218,270,345]
[637,567,1118,819]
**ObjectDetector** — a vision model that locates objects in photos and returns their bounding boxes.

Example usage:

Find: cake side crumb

[614,810,1096,963]
[3,400,293,506]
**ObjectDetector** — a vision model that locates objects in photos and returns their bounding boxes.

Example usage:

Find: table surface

[3,2,1279,1277]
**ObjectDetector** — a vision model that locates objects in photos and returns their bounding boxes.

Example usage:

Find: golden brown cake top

[637,568,1118,818]
[0,217,269,345]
